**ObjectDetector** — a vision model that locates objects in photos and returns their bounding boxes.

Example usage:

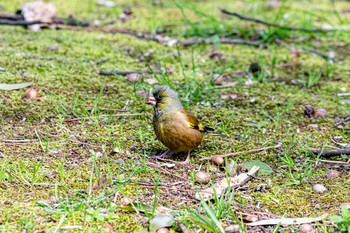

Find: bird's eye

[155,95,162,100]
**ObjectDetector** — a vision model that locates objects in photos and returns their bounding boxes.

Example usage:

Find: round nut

[195,171,210,184]
[211,155,224,166]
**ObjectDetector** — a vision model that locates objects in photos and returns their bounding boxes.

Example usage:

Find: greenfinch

[147,85,224,164]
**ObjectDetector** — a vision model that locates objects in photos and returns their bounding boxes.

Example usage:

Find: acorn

[195,171,210,184]
[25,88,39,99]
[211,155,224,166]
[127,73,143,82]
[156,228,169,233]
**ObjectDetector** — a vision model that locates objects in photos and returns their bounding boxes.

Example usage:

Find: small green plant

[301,69,322,88]
[189,180,245,232]
[264,101,295,125]
[332,207,350,232]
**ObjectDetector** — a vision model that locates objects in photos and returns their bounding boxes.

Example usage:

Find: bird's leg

[178,150,191,165]
[155,149,170,159]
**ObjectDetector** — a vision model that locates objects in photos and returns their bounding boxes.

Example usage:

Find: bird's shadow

[141,148,189,162]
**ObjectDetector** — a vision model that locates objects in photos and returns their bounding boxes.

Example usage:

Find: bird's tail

[204,132,226,137]
[203,126,226,138]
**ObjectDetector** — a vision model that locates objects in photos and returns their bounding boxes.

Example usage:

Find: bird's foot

[177,151,191,165]
[177,158,190,165]
[155,149,170,159]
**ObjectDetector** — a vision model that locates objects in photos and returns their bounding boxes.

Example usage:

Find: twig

[2,139,37,143]
[309,148,350,158]
[99,70,156,76]
[147,161,188,181]
[34,129,45,152]
[200,142,282,161]
[196,166,260,200]
[334,93,350,97]
[220,9,336,33]
[63,113,144,122]
[178,222,190,233]
[334,116,350,128]
[0,14,90,27]
[320,159,350,165]
[0,19,42,26]
[179,38,267,48]
[304,48,336,63]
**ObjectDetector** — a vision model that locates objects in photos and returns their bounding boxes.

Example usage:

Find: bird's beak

[146,94,156,106]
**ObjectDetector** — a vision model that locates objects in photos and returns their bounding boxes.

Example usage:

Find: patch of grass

[332,207,350,233]
[1,0,350,232]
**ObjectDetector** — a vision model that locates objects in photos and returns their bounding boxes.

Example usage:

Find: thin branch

[334,116,350,128]
[304,48,336,63]
[220,9,336,33]
[0,19,41,26]
[309,148,350,158]
[200,142,282,161]
[179,38,267,48]
[147,161,188,182]
[99,70,155,76]
[0,14,90,27]
[63,113,144,122]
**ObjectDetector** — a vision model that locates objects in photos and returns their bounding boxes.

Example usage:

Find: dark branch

[220,9,336,33]
[99,70,155,76]
[0,19,41,26]
[179,38,267,48]
[309,148,350,158]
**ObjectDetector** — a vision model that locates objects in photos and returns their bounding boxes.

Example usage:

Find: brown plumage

[147,85,223,164]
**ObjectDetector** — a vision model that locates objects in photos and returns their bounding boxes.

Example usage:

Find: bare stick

[63,113,144,122]
[178,222,190,233]
[147,161,188,181]
[0,19,41,26]
[179,38,267,48]
[334,116,350,128]
[34,129,45,152]
[220,9,336,33]
[200,142,282,161]
[99,70,156,76]
[305,48,336,63]
[309,148,350,158]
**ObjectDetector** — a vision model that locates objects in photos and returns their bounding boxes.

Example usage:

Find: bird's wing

[179,109,206,132]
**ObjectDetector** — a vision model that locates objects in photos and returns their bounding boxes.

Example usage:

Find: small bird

[147,85,224,164]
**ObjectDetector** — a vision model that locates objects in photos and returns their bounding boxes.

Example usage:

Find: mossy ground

[0,0,350,232]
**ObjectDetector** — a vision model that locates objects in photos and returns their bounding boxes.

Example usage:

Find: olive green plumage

[147,85,224,164]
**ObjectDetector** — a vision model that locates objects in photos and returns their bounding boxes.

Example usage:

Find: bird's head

[146,85,183,111]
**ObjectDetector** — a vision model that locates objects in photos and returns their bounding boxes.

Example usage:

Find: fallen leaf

[22,1,57,31]
[221,93,238,101]
[246,213,328,226]
[96,0,116,7]
[244,160,273,175]
[145,78,159,85]
[149,214,175,233]
[195,166,260,201]
[0,82,33,91]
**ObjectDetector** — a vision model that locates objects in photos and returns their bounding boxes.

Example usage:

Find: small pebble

[313,184,327,193]
[195,171,210,184]
[127,73,143,82]
[325,170,339,178]
[156,228,169,233]
[299,223,315,233]
[307,124,318,131]
[340,203,350,210]
[224,224,242,233]
[314,108,328,118]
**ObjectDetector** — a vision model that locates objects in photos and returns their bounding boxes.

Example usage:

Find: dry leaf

[195,166,260,201]
[246,213,328,226]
